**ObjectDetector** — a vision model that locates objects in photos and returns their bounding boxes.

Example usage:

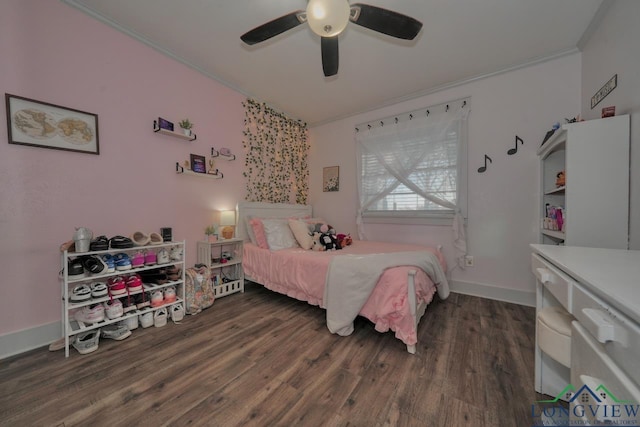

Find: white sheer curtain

[355,102,469,269]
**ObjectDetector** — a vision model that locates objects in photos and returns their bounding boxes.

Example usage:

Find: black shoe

[109,235,134,249]
[90,235,109,251]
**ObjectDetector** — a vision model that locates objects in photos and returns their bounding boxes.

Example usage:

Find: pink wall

[0,1,246,335]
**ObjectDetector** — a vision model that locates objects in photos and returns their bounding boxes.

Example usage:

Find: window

[356,99,469,224]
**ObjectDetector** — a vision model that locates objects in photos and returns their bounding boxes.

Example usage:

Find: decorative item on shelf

[602,106,616,118]
[157,117,174,131]
[190,154,206,174]
[211,147,236,160]
[219,210,235,239]
[555,170,565,187]
[205,225,218,243]
[179,118,193,137]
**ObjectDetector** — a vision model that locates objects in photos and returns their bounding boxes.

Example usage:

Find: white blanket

[323,251,449,336]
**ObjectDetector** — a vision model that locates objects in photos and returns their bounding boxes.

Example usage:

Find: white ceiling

[62,0,604,126]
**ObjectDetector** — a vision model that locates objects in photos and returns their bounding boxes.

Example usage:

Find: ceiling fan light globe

[306,0,350,37]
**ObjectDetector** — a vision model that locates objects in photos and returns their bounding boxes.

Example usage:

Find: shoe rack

[59,240,186,357]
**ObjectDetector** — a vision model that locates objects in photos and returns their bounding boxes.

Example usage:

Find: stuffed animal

[320,232,340,251]
[337,233,353,248]
[311,232,325,251]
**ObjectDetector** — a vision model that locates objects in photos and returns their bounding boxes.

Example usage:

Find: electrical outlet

[464,255,474,267]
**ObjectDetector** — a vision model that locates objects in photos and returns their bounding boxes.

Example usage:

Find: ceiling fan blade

[241,11,304,45]
[321,36,339,77]
[350,3,423,40]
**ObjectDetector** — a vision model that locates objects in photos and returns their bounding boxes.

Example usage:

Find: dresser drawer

[532,253,575,311]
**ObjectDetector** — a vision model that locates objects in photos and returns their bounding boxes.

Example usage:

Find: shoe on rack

[114,253,132,271]
[90,282,108,298]
[135,292,150,309]
[131,231,150,247]
[70,284,91,302]
[170,303,185,323]
[89,235,109,251]
[130,251,145,269]
[109,235,134,249]
[149,232,164,245]
[75,303,105,324]
[107,276,126,296]
[121,315,138,331]
[126,274,143,292]
[68,259,85,278]
[102,254,115,273]
[157,249,170,265]
[82,255,105,275]
[154,307,168,327]
[103,298,123,319]
[122,295,137,314]
[139,311,153,328]
[144,250,157,266]
[72,330,100,355]
[163,286,176,303]
[170,247,183,261]
[150,290,164,308]
[101,324,132,341]
[165,266,181,281]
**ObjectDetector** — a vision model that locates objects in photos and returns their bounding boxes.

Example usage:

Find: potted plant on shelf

[205,225,217,242]
[179,118,193,136]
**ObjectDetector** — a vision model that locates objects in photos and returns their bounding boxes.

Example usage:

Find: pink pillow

[249,218,268,249]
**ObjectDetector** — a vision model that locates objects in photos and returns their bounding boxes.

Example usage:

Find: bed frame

[236,201,429,354]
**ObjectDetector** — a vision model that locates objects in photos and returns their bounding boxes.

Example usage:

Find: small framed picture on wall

[323,166,339,192]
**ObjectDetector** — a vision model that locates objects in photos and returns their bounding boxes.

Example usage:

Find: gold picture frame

[5,93,99,155]
[323,166,339,192]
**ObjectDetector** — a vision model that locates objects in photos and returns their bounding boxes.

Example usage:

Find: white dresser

[531,244,640,425]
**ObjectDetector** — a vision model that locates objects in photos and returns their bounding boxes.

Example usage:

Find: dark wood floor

[0,282,539,427]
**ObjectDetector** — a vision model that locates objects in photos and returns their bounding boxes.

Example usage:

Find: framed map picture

[323,166,339,192]
[5,94,99,155]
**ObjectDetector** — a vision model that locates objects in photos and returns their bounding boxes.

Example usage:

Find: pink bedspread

[243,240,447,346]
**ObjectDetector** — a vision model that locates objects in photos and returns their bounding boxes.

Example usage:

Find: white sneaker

[72,329,100,355]
[103,298,123,319]
[121,315,138,331]
[101,324,132,341]
[154,308,167,327]
[139,311,153,328]
[170,247,183,261]
[75,304,105,324]
[170,303,185,323]
[157,249,170,264]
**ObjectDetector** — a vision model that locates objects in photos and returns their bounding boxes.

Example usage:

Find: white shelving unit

[537,115,629,248]
[60,240,186,357]
[196,239,244,298]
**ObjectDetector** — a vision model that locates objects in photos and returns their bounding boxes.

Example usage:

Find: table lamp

[220,210,235,239]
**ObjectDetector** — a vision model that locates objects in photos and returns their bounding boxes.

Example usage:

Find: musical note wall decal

[477,154,492,173]
[507,135,524,155]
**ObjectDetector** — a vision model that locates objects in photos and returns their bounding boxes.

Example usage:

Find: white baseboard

[0,322,61,360]
[450,279,536,307]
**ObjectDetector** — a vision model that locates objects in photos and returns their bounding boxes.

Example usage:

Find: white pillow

[289,219,313,250]
[261,218,298,251]
[244,215,257,245]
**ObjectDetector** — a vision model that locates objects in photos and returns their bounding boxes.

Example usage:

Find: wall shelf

[211,147,236,160]
[175,162,223,179]
[153,121,196,141]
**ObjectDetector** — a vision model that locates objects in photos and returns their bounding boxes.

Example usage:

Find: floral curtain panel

[242,99,309,204]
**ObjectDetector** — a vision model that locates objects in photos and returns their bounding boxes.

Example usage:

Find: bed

[236,201,450,354]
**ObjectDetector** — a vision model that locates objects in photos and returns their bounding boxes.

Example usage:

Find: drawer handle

[582,308,615,343]
[536,267,555,284]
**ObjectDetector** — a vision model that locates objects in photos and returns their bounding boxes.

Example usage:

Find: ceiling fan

[240,0,423,77]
